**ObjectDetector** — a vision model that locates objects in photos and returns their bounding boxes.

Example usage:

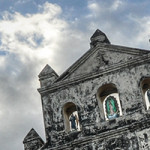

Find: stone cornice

[38,53,150,95]
[103,44,150,55]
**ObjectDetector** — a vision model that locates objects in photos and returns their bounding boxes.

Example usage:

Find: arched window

[97,84,122,120]
[63,102,80,132]
[141,78,150,110]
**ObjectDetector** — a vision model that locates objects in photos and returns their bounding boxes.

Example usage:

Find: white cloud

[0,2,90,149]
[111,0,123,10]
[88,2,99,12]
[127,15,150,48]
[0,2,67,149]
[0,3,66,61]
[85,1,150,49]
[86,2,101,18]
[41,2,62,15]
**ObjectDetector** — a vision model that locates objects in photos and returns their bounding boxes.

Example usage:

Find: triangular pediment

[57,44,150,81]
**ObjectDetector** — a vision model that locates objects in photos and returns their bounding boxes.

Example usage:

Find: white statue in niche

[69,111,80,131]
[145,89,150,110]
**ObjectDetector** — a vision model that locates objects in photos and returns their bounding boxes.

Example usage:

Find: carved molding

[38,54,150,95]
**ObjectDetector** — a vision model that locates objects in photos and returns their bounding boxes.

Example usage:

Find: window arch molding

[62,102,81,132]
[96,83,122,121]
[140,77,150,110]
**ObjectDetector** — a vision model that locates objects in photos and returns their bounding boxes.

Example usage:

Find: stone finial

[90,29,110,47]
[23,128,44,150]
[38,64,59,87]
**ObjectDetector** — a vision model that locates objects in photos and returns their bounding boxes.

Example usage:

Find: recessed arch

[63,102,80,132]
[96,83,122,120]
[140,77,150,110]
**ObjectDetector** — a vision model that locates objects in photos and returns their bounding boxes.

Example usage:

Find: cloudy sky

[0,0,150,149]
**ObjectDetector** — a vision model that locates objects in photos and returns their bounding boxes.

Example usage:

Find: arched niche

[63,102,80,132]
[140,77,150,110]
[96,83,122,120]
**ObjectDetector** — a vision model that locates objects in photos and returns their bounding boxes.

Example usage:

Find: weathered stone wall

[40,60,150,149]
[23,30,150,150]
[24,139,44,150]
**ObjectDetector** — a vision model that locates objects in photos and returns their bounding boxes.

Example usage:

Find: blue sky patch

[16,32,44,48]
[0,50,8,55]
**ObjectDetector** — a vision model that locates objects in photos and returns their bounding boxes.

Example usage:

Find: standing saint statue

[147,89,150,103]
[69,113,78,131]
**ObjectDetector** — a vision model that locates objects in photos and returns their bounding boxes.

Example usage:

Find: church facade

[23,29,150,150]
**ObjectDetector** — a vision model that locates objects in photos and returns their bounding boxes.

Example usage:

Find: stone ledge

[46,117,150,149]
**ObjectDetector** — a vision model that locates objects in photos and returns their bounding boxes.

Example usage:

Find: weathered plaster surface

[24,30,150,150]
[39,59,150,149]
[67,46,139,78]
